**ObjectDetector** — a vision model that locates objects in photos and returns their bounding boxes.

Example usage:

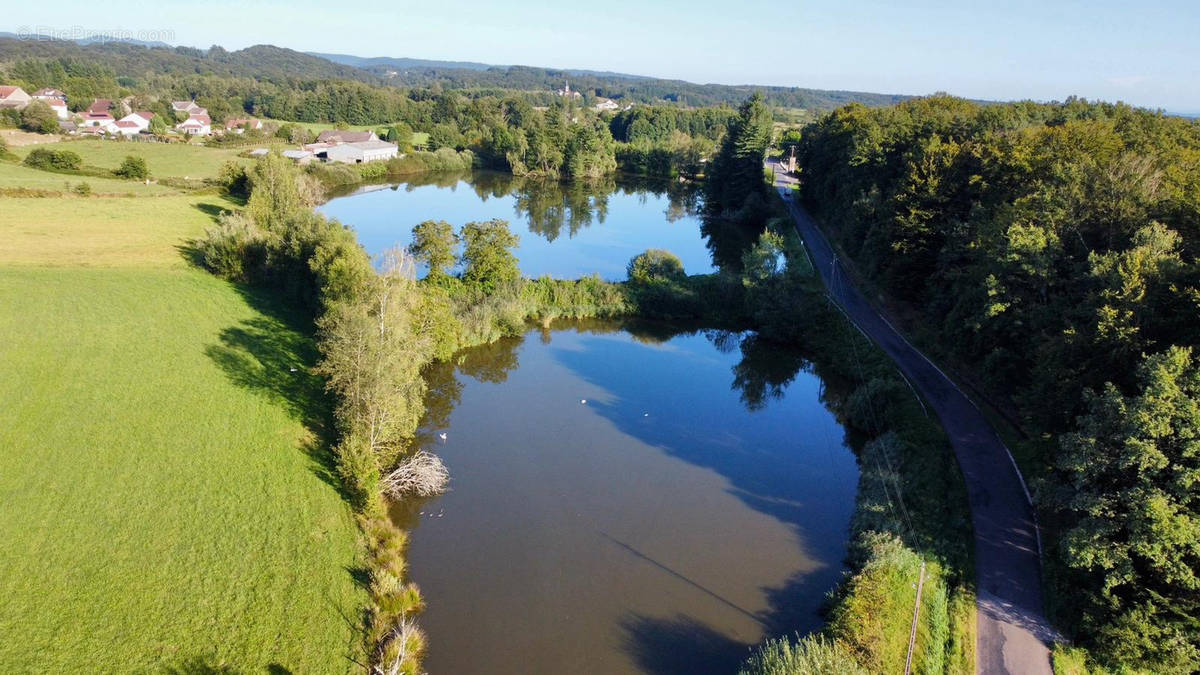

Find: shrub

[73,182,92,196]
[195,211,268,283]
[114,155,150,180]
[24,148,83,172]
[627,249,686,283]
[19,100,59,134]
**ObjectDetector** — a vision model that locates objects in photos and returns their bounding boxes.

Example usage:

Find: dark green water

[317,171,713,280]
[392,322,859,674]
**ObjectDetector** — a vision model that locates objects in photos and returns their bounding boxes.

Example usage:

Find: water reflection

[319,171,710,280]
[394,321,859,674]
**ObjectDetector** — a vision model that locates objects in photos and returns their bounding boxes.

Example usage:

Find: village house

[0,86,32,110]
[114,111,155,137]
[224,118,263,134]
[31,88,66,102]
[88,99,113,115]
[171,100,207,116]
[79,100,117,132]
[29,88,70,119]
[593,98,620,112]
[324,140,399,164]
[176,113,212,136]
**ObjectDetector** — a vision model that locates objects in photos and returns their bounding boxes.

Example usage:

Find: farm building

[324,140,399,164]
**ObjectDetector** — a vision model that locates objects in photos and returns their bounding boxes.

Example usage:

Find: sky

[7,0,1200,112]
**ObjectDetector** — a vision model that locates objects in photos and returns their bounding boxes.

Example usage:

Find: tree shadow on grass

[201,283,349,506]
[161,658,294,674]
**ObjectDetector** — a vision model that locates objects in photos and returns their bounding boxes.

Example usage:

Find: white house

[45,99,70,119]
[80,111,117,132]
[594,98,620,112]
[0,86,32,110]
[325,140,399,164]
[31,88,66,102]
[176,113,212,136]
[114,111,154,136]
[29,88,69,119]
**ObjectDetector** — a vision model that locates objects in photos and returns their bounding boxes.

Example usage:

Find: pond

[317,171,714,280]
[393,322,859,674]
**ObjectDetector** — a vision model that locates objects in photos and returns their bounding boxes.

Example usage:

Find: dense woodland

[796,95,1200,671]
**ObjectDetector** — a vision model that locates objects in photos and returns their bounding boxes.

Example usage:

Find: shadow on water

[619,613,752,675]
[408,318,861,666]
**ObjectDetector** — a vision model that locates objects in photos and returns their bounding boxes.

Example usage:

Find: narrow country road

[769,162,1056,674]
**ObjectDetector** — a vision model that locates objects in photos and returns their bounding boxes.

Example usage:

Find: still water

[393,322,859,674]
[317,171,714,280]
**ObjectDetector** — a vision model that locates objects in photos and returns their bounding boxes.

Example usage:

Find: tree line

[795,94,1200,671]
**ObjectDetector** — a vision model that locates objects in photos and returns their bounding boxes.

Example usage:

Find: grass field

[0,194,229,267]
[0,193,367,671]
[0,160,176,195]
[9,139,253,180]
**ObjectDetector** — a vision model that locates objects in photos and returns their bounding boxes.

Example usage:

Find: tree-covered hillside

[795,95,1200,672]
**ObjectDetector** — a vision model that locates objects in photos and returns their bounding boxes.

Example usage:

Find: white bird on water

[438,432,447,442]
[580,399,587,405]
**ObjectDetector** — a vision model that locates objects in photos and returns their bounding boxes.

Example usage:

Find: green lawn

[0,195,367,671]
[0,194,228,268]
[0,160,176,195]
[9,139,253,180]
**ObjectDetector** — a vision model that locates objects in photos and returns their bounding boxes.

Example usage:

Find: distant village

[0,80,631,165]
[0,84,402,165]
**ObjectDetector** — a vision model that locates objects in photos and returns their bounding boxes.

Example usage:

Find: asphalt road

[770,163,1056,674]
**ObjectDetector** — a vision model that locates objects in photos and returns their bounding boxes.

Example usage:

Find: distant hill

[308,52,909,110]
[0,38,379,83]
[0,36,911,112]
[311,52,496,72]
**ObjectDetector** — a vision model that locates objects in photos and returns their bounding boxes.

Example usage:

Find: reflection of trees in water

[503,174,702,244]
[415,320,822,453]
[699,214,765,272]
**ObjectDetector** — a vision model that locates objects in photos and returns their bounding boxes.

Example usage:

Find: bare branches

[381,451,450,498]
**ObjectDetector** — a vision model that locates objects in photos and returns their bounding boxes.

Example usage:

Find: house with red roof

[0,86,32,110]
[176,113,212,136]
[224,118,263,134]
[115,111,155,136]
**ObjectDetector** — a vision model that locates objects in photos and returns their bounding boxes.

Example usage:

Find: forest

[794,95,1200,671]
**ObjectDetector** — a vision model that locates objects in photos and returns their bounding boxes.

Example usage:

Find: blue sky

[7,0,1200,111]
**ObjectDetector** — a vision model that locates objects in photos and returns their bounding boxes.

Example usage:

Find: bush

[195,211,269,283]
[627,249,686,283]
[73,182,92,196]
[114,155,149,180]
[24,148,83,172]
[20,100,59,134]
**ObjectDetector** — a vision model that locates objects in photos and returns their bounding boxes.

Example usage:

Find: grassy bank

[0,193,367,671]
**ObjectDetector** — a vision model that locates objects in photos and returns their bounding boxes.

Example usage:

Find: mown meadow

[0,183,368,671]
